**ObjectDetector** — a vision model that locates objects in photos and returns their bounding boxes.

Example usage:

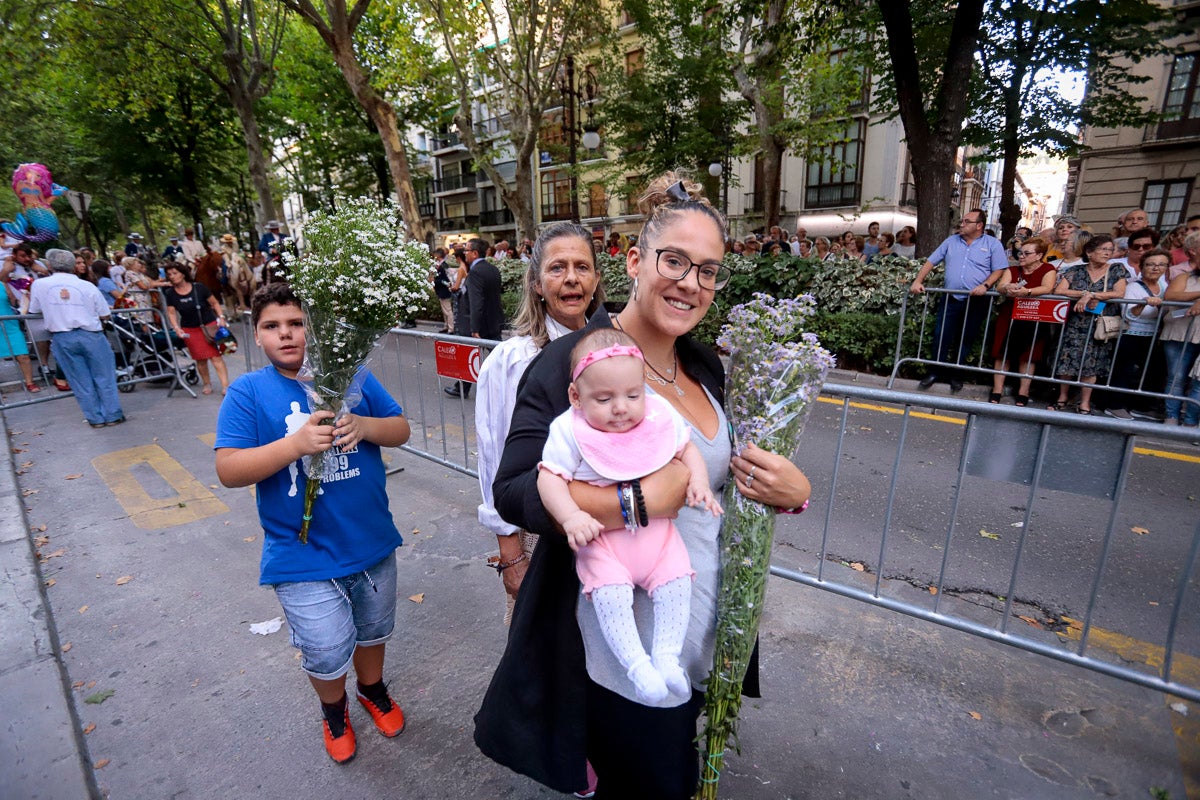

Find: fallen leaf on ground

[44,578,56,587]
[22,488,38,496]
[979,529,1001,540]
[42,548,66,559]
[65,474,82,480]
[409,593,425,603]
[1017,615,1041,628]
[84,689,114,704]
[94,758,110,769]
[82,723,95,734]
[34,535,48,546]
[1131,526,1149,535]
[34,524,47,532]
[243,536,255,543]
[78,605,88,614]
[968,711,982,721]
[62,642,71,651]
[86,681,96,689]
[928,587,938,595]
[20,461,32,468]
[210,484,218,489]
[72,681,84,689]
[115,576,133,586]
[849,562,866,572]
[12,447,25,453]
[412,528,420,534]
[1149,601,1159,606]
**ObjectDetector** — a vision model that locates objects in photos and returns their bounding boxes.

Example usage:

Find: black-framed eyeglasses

[655,248,731,290]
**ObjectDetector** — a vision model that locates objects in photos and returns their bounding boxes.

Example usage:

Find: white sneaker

[1103,408,1134,420]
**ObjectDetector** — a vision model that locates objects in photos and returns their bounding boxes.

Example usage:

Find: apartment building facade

[1067,0,1200,234]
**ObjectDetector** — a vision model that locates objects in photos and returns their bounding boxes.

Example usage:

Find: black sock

[357,679,392,712]
[321,694,348,737]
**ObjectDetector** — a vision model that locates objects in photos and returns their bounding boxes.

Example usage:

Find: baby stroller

[108,309,200,393]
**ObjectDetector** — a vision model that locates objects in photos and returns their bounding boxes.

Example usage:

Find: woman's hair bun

[637,171,712,216]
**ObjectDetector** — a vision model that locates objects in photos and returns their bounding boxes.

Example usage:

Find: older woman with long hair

[476,222,605,624]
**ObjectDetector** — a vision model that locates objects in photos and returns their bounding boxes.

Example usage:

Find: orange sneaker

[357,691,406,737]
[322,707,356,763]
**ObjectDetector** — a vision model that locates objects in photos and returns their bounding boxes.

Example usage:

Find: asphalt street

[1,322,1196,799]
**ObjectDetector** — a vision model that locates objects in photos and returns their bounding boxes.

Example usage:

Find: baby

[538,328,722,704]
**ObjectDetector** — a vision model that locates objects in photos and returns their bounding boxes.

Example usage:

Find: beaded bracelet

[491,552,527,573]
[775,499,810,515]
[630,479,649,527]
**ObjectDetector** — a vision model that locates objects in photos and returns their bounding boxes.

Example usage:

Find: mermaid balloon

[2,163,68,243]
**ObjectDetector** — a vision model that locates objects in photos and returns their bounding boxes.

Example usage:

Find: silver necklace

[612,314,684,397]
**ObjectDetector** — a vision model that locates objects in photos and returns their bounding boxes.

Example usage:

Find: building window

[541,170,574,221]
[587,183,607,218]
[625,49,644,76]
[805,120,865,209]
[1159,52,1200,138]
[1141,180,1193,231]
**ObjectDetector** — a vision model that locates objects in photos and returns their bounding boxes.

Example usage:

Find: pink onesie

[539,393,696,596]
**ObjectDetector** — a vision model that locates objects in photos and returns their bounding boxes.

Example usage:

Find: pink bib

[570,394,680,481]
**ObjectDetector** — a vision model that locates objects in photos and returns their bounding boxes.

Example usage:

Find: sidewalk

[0,343,1192,799]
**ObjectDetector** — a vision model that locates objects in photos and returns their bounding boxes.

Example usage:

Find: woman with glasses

[986,237,1057,405]
[1104,249,1171,420]
[1047,234,1127,413]
[476,171,811,799]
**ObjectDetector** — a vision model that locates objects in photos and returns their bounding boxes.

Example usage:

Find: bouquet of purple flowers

[697,293,833,799]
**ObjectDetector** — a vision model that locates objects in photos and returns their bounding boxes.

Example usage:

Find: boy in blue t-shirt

[215,283,411,764]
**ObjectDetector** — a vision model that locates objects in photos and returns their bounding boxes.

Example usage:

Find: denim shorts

[273,554,397,679]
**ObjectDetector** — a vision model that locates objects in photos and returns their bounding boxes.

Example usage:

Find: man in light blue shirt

[909,209,1010,392]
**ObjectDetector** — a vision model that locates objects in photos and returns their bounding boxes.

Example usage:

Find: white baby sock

[592,583,668,704]
[651,576,692,698]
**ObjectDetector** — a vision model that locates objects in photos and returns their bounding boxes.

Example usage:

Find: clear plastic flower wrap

[697,293,834,799]
[285,199,433,543]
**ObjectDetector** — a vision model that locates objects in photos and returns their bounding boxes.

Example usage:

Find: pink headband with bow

[571,344,644,381]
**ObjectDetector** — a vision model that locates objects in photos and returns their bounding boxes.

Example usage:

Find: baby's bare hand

[564,511,602,552]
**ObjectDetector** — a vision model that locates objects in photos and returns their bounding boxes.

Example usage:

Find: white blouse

[475,315,573,536]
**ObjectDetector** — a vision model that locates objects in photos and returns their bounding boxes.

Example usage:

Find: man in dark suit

[445,238,504,398]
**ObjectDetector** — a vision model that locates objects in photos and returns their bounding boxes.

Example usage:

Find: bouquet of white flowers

[285,199,432,543]
[697,292,833,799]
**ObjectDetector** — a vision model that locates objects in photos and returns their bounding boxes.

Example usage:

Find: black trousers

[586,678,705,800]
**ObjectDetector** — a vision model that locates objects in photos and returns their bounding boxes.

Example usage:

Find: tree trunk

[759,127,785,229]
[877,0,986,258]
[226,79,278,231]
[326,44,430,241]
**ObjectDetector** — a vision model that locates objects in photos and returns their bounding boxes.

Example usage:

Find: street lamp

[559,55,601,223]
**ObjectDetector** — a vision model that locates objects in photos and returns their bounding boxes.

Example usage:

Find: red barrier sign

[435,340,482,383]
[1011,298,1069,324]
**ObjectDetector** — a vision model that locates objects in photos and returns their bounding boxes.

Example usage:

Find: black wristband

[630,479,649,527]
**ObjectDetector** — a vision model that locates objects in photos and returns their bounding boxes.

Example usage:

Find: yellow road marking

[197,433,216,447]
[818,395,1200,462]
[816,395,965,425]
[92,445,228,529]
[1058,617,1200,798]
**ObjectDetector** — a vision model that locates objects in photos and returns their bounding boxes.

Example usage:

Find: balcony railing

[479,208,514,227]
[434,173,477,193]
[541,201,577,222]
[418,202,436,218]
[805,183,860,209]
[475,114,513,139]
[430,131,463,152]
[437,214,480,232]
[743,189,788,213]
[900,182,917,209]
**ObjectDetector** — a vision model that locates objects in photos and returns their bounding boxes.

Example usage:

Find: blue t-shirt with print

[215,365,404,584]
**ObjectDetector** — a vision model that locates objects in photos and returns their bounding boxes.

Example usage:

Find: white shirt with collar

[28,272,110,333]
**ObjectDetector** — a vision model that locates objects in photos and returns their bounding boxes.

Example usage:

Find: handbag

[1092,270,1127,341]
[202,321,238,355]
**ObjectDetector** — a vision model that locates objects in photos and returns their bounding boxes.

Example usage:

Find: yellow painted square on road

[92,445,228,529]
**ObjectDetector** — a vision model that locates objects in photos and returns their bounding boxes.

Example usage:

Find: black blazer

[466,258,504,339]
[474,310,759,793]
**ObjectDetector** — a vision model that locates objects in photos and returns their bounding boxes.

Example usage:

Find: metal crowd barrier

[232,325,1200,702]
[0,289,196,412]
[775,382,1199,704]
[890,286,1199,414]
